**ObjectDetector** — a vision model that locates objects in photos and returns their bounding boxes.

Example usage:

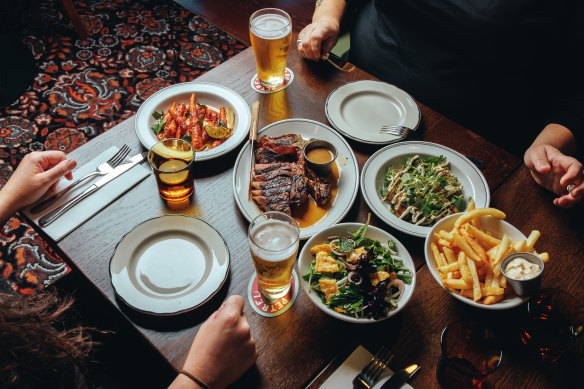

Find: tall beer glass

[248,211,299,301]
[249,8,292,89]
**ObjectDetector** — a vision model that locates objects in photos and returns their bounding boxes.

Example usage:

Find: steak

[250,134,332,215]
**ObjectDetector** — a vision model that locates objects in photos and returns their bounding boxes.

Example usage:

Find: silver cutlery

[296,39,356,72]
[31,145,131,214]
[38,152,146,227]
[353,346,394,389]
[379,363,420,389]
[378,125,412,139]
[248,101,260,200]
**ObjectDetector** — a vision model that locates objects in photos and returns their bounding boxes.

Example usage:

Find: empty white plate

[325,80,420,144]
[110,215,229,315]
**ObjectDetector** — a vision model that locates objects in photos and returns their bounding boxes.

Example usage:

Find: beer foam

[250,14,291,40]
[250,220,298,262]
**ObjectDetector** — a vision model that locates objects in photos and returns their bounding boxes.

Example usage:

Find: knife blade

[323,52,356,72]
[380,363,420,389]
[248,101,260,199]
[38,152,146,227]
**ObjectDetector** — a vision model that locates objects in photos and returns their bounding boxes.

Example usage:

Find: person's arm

[168,295,258,389]
[524,123,583,208]
[0,151,76,226]
[298,0,346,61]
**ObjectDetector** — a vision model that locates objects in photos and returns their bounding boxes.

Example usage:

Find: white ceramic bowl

[424,213,529,310]
[298,223,416,323]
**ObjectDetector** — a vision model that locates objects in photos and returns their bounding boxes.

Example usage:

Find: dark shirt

[348,0,584,156]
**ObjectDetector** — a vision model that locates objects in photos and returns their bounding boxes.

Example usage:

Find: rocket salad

[380,155,466,226]
[302,217,412,320]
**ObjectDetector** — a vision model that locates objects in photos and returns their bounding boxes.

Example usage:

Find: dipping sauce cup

[148,138,195,204]
[303,139,338,176]
[500,252,544,297]
[437,320,502,389]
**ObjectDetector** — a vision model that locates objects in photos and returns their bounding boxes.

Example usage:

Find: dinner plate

[233,118,359,240]
[135,82,251,161]
[109,215,229,315]
[298,223,416,323]
[425,213,530,310]
[360,141,490,238]
[325,80,420,144]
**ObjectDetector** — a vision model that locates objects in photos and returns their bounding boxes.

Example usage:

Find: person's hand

[0,151,77,213]
[297,17,340,61]
[170,295,258,389]
[524,144,583,208]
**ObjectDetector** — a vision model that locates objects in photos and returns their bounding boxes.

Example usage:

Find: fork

[353,346,394,389]
[379,125,412,139]
[30,145,131,214]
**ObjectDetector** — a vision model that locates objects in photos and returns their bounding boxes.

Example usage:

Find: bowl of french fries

[424,204,549,310]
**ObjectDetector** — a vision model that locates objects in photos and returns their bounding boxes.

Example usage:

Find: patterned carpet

[0,0,245,294]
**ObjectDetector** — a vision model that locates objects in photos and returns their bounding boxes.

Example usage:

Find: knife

[379,363,420,389]
[323,52,356,72]
[38,152,146,227]
[248,101,260,199]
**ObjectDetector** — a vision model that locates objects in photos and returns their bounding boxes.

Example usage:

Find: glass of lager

[249,8,292,89]
[248,211,300,302]
[148,138,195,203]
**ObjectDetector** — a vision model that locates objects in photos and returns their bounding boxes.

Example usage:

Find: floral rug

[0,0,245,294]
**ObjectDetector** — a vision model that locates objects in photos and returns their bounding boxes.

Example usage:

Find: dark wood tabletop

[23,44,584,388]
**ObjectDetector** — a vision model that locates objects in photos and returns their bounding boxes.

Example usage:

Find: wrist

[178,370,211,389]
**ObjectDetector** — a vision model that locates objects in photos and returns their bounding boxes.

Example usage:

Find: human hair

[0,289,94,388]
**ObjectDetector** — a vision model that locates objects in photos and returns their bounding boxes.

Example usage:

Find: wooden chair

[59,0,88,39]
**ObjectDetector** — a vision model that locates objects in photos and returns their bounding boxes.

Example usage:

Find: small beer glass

[148,138,195,203]
[249,8,292,89]
[248,211,299,302]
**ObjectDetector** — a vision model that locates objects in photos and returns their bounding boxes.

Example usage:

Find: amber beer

[249,8,292,89]
[148,139,195,203]
[248,211,299,301]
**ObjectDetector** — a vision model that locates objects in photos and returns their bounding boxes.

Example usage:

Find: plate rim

[325,80,421,145]
[232,118,360,240]
[135,81,251,161]
[297,222,417,323]
[109,214,230,316]
[360,140,490,238]
[424,213,530,310]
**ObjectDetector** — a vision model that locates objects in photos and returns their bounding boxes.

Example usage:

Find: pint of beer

[248,211,299,301]
[249,8,292,89]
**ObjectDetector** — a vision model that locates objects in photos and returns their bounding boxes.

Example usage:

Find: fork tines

[108,144,131,167]
[354,346,393,389]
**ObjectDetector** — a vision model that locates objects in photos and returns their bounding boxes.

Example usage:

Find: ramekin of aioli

[500,252,544,297]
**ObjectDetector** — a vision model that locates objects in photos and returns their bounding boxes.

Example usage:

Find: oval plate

[325,80,420,144]
[298,223,416,323]
[233,119,359,240]
[109,215,229,315]
[361,141,490,238]
[425,213,529,310]
[135,82,251,161]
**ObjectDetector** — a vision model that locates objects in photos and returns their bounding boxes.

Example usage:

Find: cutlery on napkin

[21,147,149,241]
[319,346,414,389]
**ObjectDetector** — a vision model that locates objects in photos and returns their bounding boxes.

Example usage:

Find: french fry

[461,229,488,262]
[492,234,512,277]
[458,252,473,282]
[484,295,504,305]
[453,232,482,262]
[439,262,461,273]
[526,230,541,252]
[466,224,501,248]
[442,278,471,289]
[454,208,506,228]
[536,252,549,263]
[466,255,482,302]
[443,246,456,264]
[438,239,454,249]
[431,242,446,267]
[460,287,504,299]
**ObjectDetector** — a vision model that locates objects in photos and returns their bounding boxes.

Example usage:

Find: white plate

[135,82,251,161]
[325,80,420,144]
[424,213,530,310]
[109,215,229,315]
[298,223,416,323]
[233,119,359,240]
[361,141,490,238]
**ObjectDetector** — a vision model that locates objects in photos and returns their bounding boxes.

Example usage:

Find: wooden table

[25,46,584,388]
